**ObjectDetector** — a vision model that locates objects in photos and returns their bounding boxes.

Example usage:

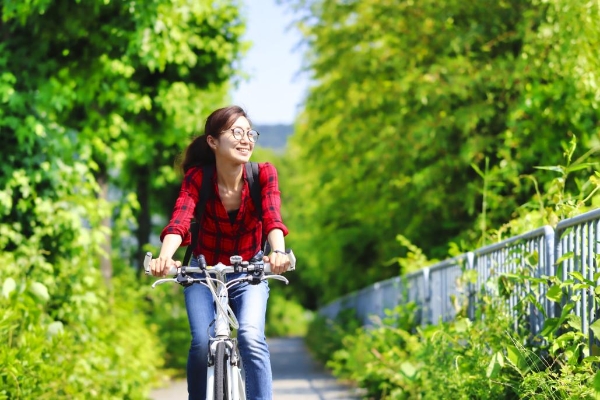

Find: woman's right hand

[150,256,182,277]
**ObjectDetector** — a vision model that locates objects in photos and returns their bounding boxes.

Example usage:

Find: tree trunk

[98,172,113,285]
[135,165,151,274]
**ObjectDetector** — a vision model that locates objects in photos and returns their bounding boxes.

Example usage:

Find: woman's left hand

[263,251,290,275]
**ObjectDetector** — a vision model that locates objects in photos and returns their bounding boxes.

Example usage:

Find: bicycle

[143,250,296,400]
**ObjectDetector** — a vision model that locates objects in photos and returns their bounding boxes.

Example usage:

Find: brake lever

[264,275,289,285]
[151,278,178,288]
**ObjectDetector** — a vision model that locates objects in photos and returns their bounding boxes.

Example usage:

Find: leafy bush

[306,271,600,399]
[0,256,164,399]
[498,263,600,400]
[415,315,519,399]
[327,304,421,399]
[266,288,311,337]
[305,308,363,365]
[141,281,191,375]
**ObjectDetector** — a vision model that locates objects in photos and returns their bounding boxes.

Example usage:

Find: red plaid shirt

[160,162,288,266]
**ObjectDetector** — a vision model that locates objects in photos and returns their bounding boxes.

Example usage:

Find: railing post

[543,226,556,321]
[422,267,431,326]
[466,252,475,320]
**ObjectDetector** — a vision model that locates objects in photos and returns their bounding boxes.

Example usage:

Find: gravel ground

[149,337,361,400]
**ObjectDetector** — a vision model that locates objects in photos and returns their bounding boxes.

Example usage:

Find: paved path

[150,337,361,400]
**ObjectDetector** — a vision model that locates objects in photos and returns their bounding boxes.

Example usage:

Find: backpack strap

[245,162,262,220]
[246,161,265,250]
[182,164,214,266]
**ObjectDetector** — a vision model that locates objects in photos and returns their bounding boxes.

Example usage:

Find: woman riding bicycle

[149,105,291,400]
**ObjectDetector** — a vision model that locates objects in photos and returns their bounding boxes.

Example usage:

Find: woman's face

[210,116,255,164]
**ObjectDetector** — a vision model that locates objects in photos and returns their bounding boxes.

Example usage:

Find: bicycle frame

[205,267,246,400]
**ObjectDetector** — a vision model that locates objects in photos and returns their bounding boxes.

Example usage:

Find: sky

[230,1,308,125]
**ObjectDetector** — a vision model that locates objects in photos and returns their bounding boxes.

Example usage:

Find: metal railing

[469,226,555,335]
[319,208,600,346]
[555,210,600,342]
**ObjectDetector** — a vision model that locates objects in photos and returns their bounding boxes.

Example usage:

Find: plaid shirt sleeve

[259,162,289,237]
[159,166,204,246]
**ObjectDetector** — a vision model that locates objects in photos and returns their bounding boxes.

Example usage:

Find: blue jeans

[184,258,272,400]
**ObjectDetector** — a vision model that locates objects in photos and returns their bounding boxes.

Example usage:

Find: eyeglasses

[223,127,260,143]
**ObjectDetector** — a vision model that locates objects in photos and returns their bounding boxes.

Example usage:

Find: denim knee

[237,325,267,354]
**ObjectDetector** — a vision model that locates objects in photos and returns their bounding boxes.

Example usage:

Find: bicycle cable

[204,274,240,330]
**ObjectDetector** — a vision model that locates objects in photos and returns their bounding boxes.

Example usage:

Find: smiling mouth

[236,148,250,153]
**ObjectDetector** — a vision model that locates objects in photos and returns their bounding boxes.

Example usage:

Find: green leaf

[555,251,575,266]
[486,352,502,378]
[2,278,16,298]
[570,271,584,281]
[565,162,598,173]
[526,251,539,266]
[454,318,471,333]
[471,162,485,178]
[572,283,590,291]
[506,345,528,373]
[593,370,600,393]
[541,317,560,337]
[590,319,600,339]
[400,361,417,379]
[47,321,64,337]
[29,282,49,303]
[566,314,582,332]
[547,285,563,303]
[533,165,564,173]
[556,331,577,346]
[559,302,575,319]
[569,271,592,284]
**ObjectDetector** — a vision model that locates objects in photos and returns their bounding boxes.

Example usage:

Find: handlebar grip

[287,249,297,271]
[144,253,181,276]
[143,252,152,275]
[263,250,296,272]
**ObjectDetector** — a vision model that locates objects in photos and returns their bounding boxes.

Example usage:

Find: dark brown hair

[180,105,250,173]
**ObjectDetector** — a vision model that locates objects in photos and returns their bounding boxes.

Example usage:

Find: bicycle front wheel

[214,341,229,400]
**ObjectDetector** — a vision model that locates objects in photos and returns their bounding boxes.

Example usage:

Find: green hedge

[0,256,164,400]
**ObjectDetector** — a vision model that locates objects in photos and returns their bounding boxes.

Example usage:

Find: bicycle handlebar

[143,251,296,332]
[142,250,296,277]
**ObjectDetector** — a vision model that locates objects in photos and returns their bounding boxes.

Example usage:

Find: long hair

[180,105,249,173]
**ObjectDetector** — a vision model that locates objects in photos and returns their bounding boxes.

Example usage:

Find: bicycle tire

[214,341,229,400]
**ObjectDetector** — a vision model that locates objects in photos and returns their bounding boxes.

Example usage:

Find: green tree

[2,0,246,277]
[282,0,600,306]
[0,0,247,393]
